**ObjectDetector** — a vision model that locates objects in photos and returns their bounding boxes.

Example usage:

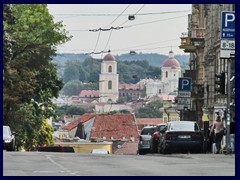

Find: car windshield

[3,126,10,135]
[141,127,155,135]
[169,122,199,131]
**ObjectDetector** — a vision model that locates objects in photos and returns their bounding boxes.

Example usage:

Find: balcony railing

[191,84,204,98]
[179,36,196,52]
[191,28,205,40]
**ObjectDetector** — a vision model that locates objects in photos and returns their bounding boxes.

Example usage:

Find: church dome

[162,50,180,68]
[103,51,115,61]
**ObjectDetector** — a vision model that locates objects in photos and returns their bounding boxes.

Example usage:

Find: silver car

[3,125,16,151]
[138,126,156,155]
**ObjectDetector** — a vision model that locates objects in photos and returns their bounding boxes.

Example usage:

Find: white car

[3,126,16,151]
[91,149,109,154]
[137,126,156,155]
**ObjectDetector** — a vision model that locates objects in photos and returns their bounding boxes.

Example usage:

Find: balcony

[191,28,205,47]
[191,84,204,98]
[179,36,196,53]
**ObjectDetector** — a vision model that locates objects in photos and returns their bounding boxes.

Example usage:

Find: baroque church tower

[99,51,119,103]
[161,50,181,93]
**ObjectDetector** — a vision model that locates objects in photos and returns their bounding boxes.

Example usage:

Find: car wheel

[138,149,146,155]
[9,141,15,151]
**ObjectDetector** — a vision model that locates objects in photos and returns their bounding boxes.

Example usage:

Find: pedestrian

[207,124,214,153]
[210,115,225,154]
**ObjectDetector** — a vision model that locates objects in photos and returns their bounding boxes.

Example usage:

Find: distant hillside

[53,52,189,67]
[115,52,189,67]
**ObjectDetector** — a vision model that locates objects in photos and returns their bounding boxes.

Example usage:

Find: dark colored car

[3,125,16,151]
[158,121,203,154]
[138,126,156,155]
[150,123,166,153]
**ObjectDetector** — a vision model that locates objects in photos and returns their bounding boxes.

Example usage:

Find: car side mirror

[159,130,165,133]
[12,131,16,135]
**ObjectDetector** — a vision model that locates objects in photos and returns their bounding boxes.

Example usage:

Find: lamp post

[225,52,234,154]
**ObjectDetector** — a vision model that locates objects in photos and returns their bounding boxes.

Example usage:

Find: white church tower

[161,50,181,93]
[99,51,119,103]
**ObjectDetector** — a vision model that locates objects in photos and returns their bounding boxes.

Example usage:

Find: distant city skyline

[47,4,191,58]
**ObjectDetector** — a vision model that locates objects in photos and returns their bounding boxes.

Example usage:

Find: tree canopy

[3,4,72,150]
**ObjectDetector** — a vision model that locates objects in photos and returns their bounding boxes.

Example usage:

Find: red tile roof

[62,114,95,130]
[80,113,95,123]
[158,94,176,101]
[119,83,143,90]
[113,142,138,155]
[90,114,138,141]
[62,120,80,131]
[136,118,164,126]
[79,90,99,98]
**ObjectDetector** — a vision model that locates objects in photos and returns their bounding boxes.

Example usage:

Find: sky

[47,4,192,58]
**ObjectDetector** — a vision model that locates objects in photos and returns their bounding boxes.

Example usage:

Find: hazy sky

[47,4,192,58]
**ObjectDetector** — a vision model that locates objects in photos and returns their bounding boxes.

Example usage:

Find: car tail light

[165,132,177,140]
[191,132,202,140]
[153,132,159,139]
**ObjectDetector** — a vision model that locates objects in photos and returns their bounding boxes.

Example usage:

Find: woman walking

[210,116,225,154]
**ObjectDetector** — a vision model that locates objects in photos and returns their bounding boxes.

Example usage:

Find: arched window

[108,66,112,72]
[108,81,112,89]
[166,71,168,78]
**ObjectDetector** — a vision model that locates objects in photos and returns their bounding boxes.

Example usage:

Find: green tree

[135,100,163,118]
[61,80,83,96]
[37,119,54,147]
[3,4,71,150]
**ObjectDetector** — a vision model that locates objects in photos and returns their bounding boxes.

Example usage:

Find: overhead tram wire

[102,4,131,52]
[69,14,188,32]
[104,4,131,29]
[93,30,102,52]
[113,38,179,51]
[103,4,146,52]
[122,14,187,29]
[89,4,130,56]
[118,4,146,27]
[53,10,191,18]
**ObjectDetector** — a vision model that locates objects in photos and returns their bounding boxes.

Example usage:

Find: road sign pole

[226,57,231,154]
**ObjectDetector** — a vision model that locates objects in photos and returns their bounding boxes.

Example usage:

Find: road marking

[45,155,78,176]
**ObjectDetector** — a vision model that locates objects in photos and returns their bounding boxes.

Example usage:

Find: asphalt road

[3,151,235,176]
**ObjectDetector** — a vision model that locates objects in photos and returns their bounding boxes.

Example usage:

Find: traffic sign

[177,97,191,105]
[178,77,192,91]
[177,104,190,111]
[221,11,235,40]
[220,49,235,58]
[178,91,191,97]
[221,40,235,50]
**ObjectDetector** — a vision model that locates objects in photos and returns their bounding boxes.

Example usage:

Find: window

[166,71,168,78]
[108,66,112,72]
[108,81,112,89]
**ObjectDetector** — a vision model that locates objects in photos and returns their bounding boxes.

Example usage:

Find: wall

[55,142,113,154]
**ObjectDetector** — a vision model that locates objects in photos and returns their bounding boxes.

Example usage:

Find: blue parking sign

[178,77,192,91]
[221,11,235,39]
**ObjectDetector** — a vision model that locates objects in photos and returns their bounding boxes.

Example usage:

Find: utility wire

[104,4,131,28]
[69,14,187,32]
[92,4,131,52]
[114,38,179,51]
[103,28,113,52]
[93,30,102,52]
[53,10,190,17]
[123,15,187,28]
[118,4,146,27]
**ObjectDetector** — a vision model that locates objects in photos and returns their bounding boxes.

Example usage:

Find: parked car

[138,126,156,155]
[3,125,16,151]
[91,149,109,154]
[150,123,166,153]
[158,121,203,154]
